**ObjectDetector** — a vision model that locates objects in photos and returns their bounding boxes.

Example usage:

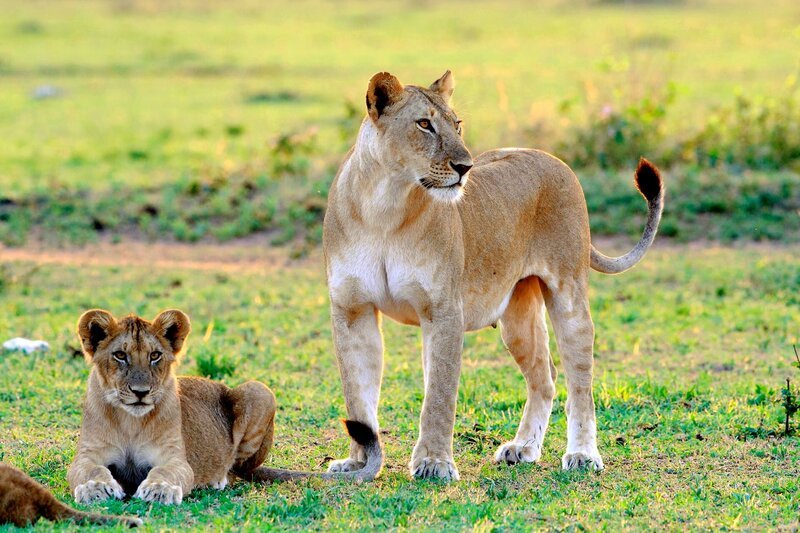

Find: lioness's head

[363,70,473,202]
[77,309,191,417]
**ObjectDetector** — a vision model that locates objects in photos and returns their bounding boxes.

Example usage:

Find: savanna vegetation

[1,0,799,249]
[1,0,799,530]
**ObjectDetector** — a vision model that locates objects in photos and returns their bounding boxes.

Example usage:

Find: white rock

[2,338,50,353]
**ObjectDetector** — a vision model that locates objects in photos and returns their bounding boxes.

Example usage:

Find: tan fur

[322,71,664,480]
[0,463,141,527]
[68,309,277,504]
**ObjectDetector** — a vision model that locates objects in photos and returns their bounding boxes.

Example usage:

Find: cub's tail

[590,158,665,274]
[52,505,143,528]
[240,419,383,483]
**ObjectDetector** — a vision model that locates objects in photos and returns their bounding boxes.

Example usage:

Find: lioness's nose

[129,384,151,399]
[449,161,473,177]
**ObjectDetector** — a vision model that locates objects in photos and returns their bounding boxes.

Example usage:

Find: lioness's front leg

[133,440,193,505]
[410,305,464,481]
[327,300,383,473]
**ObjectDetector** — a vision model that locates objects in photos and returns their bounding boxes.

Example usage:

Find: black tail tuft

[634,158,663,204]
[342,419,378,447]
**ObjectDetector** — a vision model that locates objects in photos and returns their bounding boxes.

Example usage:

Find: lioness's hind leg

[542,277,603,471]
[495,277,556,465]
[229,381,276,476]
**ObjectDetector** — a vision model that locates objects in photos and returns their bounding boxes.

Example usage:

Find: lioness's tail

[590,158,664,274]
[240,420,382,483]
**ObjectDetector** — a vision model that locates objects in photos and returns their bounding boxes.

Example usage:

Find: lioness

[68,309,380,505]
[323,71,664,480]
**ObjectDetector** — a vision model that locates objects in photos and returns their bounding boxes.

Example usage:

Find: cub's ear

[366,72,404,122]
[152,309,191,355]
[429,70,454,102]
[77,309,117,360]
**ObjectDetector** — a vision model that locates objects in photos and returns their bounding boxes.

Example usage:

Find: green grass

[1,246,799,530]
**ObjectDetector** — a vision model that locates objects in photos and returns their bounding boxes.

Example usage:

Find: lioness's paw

[74,479,125,504]
[494,442,541,464]
[561,451,604,471]
[134,479,183,505]
[327,458,366,473]
[409,456,459,481]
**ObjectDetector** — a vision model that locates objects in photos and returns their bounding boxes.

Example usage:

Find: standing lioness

[323,71,663,480]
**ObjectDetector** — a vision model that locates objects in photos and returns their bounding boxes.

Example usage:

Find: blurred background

[1,0,798,251]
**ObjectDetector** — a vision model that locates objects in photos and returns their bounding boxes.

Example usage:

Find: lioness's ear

[77,309,116,360]
[429,70,454,102]
[366,72,404,122]
[152,309,191,355]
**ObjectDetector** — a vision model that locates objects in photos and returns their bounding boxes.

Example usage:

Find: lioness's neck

[339,121,431,231]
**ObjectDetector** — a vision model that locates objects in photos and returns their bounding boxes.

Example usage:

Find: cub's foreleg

[68,446,125,504]
[133,435,193,504]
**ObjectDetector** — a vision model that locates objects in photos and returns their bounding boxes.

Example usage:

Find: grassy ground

[1,243,799,530]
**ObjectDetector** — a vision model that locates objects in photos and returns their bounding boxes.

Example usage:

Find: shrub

[556,81,676,169]
[682,78,800,170]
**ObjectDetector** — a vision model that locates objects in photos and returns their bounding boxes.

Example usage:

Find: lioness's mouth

[420,177,463,190]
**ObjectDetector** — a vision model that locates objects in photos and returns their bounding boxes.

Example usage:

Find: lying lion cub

[0,463,141,527]
[68,309,380,505]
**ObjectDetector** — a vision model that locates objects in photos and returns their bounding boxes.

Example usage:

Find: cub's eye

[150,351,162,363]
[112,351,127,363]
[416,119,435,133]
[456,120,463,134]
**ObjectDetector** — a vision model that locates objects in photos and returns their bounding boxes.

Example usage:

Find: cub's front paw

[134,479,183,504]
[409,456,459,481]
[74,478,125,504]
[562,450,604,471]
[326,458,366,473]
[211,477,228,490]
[494,441,541,464]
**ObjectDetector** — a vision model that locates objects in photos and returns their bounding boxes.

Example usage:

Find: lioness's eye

[416,119,435,133]
[150,351,162,363]
[112,351,127,363]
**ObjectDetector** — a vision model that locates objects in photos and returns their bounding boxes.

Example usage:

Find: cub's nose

[129,384,151,399]
[449,161,473,178]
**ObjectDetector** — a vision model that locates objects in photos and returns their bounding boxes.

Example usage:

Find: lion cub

[68,309,278,505]
[0,463,141,527]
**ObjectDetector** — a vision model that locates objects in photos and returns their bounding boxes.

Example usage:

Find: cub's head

[77,309,191,417]
[364,70,473,202]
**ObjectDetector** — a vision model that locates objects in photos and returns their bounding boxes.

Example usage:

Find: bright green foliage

[1,246,798,530]
[2,0,800,247]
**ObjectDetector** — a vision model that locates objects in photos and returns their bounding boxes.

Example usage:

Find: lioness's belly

[379,285,515,331]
